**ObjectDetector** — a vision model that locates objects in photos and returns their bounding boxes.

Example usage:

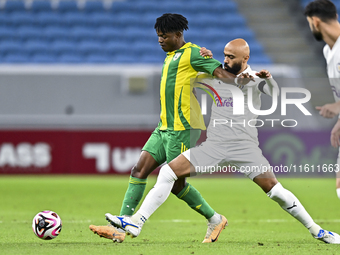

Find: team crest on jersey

[173,53,182,61]
[337,63,340,73]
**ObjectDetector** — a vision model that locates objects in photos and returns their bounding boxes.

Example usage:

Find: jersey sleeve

[190,47,222,75]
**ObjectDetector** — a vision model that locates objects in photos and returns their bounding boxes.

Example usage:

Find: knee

[171,178,186,195]
[131,165,149,179]
[254,176,278,193]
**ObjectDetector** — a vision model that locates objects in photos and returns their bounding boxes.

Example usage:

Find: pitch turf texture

[1,176,340,255]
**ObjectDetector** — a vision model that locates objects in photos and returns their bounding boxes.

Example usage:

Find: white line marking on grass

[1,219,340,224]
[156,219,340,223]
[0,220,92,224]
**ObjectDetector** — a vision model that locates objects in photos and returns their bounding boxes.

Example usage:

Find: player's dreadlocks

[154,13,188,34]
[304,0,337,22]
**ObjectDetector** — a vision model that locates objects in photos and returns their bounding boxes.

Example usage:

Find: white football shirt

[323,36,340,104]
[196,65,277,144]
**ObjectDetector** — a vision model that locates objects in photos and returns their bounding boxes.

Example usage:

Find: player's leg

[90,128,165,242]
[230,140,340,243]
[164,129,223,235]
[106,141,227,242]
[253,171,317,230]
[254,171,340,243]
[336,150,340,199]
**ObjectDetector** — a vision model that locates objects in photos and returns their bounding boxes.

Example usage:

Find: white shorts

[182,139,270,180]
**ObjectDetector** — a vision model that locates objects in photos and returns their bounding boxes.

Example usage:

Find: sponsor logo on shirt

[173,53,182,61]
[331,85,340,98]
[215,96,233,107]
[337,63,340,73]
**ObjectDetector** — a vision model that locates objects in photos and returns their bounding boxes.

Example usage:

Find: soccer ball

[32,210,62,240]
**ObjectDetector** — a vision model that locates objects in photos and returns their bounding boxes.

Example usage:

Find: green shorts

[142,127,201,165]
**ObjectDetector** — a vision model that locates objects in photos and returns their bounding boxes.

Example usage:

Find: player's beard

[311,24,323,41]
[224,62,242,75]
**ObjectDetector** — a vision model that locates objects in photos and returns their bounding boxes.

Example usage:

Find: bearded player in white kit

[305,0,340,199]
[105,39,340,244]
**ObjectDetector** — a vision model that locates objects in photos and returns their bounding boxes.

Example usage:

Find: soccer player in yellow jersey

[90,13,249,243]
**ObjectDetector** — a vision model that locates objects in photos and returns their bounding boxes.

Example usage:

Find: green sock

[119,176,147,216]
[177,183,215,219]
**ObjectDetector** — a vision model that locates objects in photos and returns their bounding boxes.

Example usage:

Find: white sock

[308,223,322,236]
[136,164,178,220]
[130,212,146,227]
[208,212,221,224]
[267,182,314,229]
[337,188,340,199]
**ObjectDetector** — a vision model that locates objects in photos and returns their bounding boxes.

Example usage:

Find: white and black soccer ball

[32,210,62,240]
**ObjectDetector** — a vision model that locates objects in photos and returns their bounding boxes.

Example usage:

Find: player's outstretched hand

[200,47,213,58]
[255,69,272,79]
[331,120,340,148]
[237,72,255,86]
[316,103,340,118]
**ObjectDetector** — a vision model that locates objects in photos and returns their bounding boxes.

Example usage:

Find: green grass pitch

[0,175,340,255]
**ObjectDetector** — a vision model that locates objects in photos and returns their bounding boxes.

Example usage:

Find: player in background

[89,13,251,243]
[304,0,340,199]
[106,39,340,244]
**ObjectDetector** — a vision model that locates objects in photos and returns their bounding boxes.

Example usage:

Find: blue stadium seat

[57,0,79,12]
[89,12,116,26]
[140,13,159,28]
[105,41,130,56]
[44,26,73,41]
[17,26,45,41]
[84,1,105,12]
[4,53,30,63]
[36,12,65,27]
[0,26,20,41]
[86,53,111,63]
[227,28,256,42]
[71,26,97,41]
[59,53,84,63]
[0,40,26,54]
[64,12,91,27]
[4,0,26,12]
[248,55,272,65]
[124,27,156,43]
[31,0,53,12]
[0,0,271,64]
[97,26,121,41]
[31,53,58,63]
[221,14,247,28]
[140,54,164,63]
[207,0,238,14]
[0,13,12,27]
[159,2,186,13]
[9,12,37,27]
[24,40,51,55]
[51,40,77,54]
[78,41,104,54]
[111,1,135,14]
[130,1,163,13]
[114,12,143,28]
[114,54,136,63]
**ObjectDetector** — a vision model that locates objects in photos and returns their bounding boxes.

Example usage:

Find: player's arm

[315,101,340,119]
[331,118,340,148]
[255,69,279,97]
[199,47,254,86]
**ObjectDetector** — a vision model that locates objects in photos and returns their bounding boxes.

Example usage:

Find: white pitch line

[156,219,340,223]
[1,219,340,224]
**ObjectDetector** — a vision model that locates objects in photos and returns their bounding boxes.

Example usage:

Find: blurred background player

[304,0,340,199]
[105,39,340,244]
[89,13,252,243]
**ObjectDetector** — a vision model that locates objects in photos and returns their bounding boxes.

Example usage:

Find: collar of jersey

[236,65,252,77]
[167,42,192,56]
